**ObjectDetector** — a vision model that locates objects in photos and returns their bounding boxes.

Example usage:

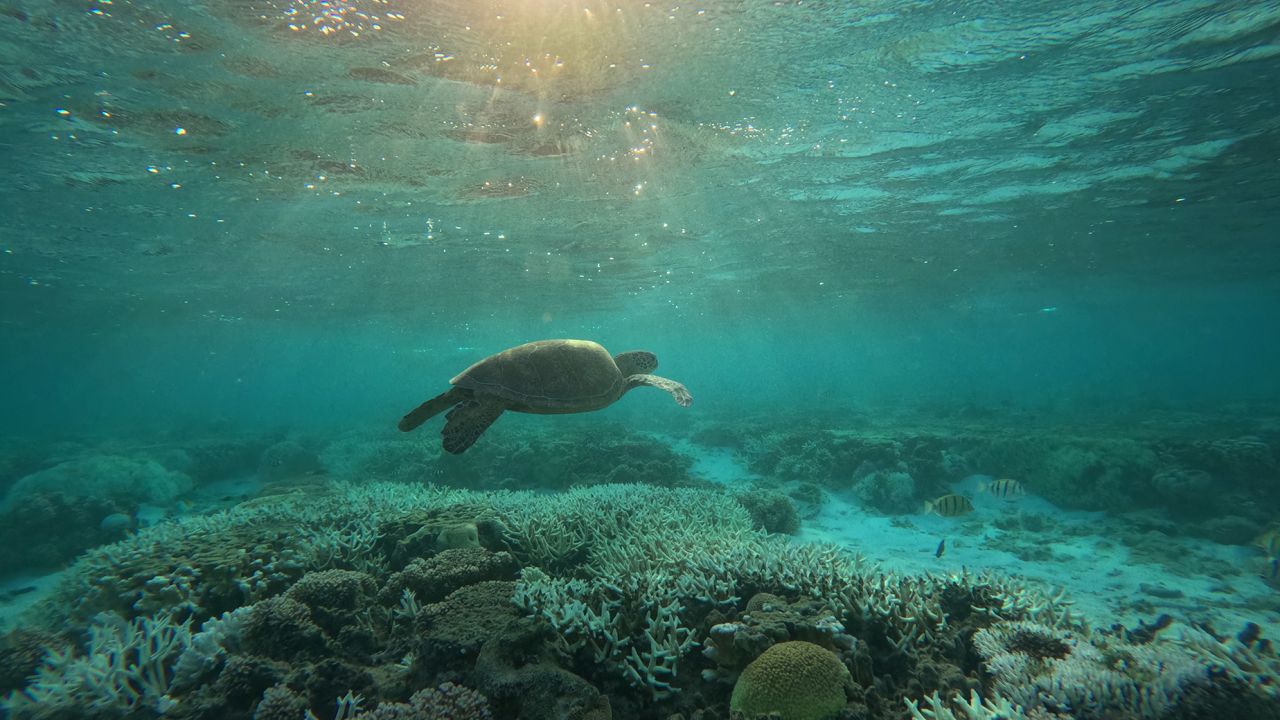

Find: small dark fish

[924,494,974,517]
[935,539,946,559]
[1269,557,1279,582]
[0,585,36,601]
[980,478,1026,499]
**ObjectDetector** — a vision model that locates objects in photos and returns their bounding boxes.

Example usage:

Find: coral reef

[734,424,1280,545]
[2,455,193,509]
[348,683,494,720]
[243,595,329,662]
[852,469,918,514]
[322,425,699,492]
[0,630,63,696]
[0,491,125,574]
[177,436,273,485]
[5,475,1280,720]
[258,440,322,482]
[253,683,309,720]
[904,690,1045,720]
[973,621,1198,717]
[473,619,611,720]
[9,612,191,717]
[702,594,861,685]
[380,548,519,606]
[733,488,801,534]
[411,581,520,670]
[285,570,378,637]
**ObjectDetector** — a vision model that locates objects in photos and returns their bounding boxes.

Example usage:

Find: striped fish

[980,478,1026,499]
[1256,528,1280,557]
[924,494,974,517]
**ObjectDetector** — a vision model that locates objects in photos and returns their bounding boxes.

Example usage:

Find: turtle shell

[450,339,626,412]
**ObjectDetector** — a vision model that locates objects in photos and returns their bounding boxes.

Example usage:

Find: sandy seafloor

[685,442,1280,638]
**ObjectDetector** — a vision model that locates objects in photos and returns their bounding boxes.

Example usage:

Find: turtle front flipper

[441,399,505,454]
[626,374,692,407]
[398,387,468,432]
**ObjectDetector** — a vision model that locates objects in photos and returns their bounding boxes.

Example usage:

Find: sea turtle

[397,339,693,454]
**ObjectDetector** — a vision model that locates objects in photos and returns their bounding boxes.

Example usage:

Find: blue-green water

[2,1,1280,718]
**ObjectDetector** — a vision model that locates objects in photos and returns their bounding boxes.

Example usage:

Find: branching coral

[1172,623,1280,699]
[905,689,1046,720]
[6,612,191,717]
[973,620,1231,718]
[169,605,250,692]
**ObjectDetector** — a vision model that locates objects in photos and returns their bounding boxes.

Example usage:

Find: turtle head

[614,350,657,376]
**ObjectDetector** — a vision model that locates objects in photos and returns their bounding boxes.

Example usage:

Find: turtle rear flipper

[442,399,505,454]
[398,387,467,432]
[626,374,693,407]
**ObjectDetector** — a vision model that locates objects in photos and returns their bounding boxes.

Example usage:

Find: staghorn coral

[507,483,1087,703]
[6,612,191,718]
[729,640,853,720]
[905,689,1053,720]
[1172,623,1280,700]
[169,605,251,692]
[973,620,1232,719]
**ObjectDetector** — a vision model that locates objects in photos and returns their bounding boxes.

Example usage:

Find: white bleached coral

[1172,623,1280,698]
[4,612,191,717]
[906,689,1036,719]
[973,620,1216,718]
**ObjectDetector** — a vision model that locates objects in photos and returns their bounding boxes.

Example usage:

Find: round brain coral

[730,640,851,720]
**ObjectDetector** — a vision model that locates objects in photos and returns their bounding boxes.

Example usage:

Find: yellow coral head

[730,640,852,720]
